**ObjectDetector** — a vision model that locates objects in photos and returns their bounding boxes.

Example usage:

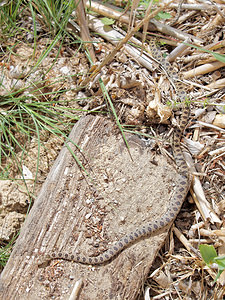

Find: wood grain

[0,115,177,300]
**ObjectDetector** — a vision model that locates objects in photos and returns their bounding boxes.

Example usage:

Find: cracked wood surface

[0,115,177,300]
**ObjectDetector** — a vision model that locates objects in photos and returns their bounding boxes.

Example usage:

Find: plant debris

[0,0,225,299]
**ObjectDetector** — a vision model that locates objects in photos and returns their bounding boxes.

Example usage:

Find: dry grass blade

[85,0,130,23]
[167,38,191,62]
[183,151,221,224]
[75,0,95,63]
[142,0,154,53]
[206,78,225,89]
[81,1,173,86]
[183,61,225,79]
[169,3,225,11]
[128,0,141,30]
[86,1,203,45]
[149,19,203,44]
[88,16,154,72]
[173,227,197,255]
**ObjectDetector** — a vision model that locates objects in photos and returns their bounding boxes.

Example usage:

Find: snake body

[38,39,191,266]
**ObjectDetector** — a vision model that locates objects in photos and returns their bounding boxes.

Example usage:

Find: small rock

[202,110,216,124]
[85,212,92,219]
[213,114,225,128]
[86,198,94,205]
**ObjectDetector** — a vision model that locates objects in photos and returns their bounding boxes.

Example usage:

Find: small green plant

[0,235,17,271]
[0,246,11,270]
[156,11,172,20]
[100,17,115,25]
[199,244,225,282]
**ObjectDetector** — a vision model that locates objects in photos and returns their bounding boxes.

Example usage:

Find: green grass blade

[185,43,225,63]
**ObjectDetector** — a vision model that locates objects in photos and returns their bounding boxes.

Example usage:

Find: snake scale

[38,38,191,266]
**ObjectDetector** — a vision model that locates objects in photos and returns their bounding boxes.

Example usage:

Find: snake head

[37,253,51,268]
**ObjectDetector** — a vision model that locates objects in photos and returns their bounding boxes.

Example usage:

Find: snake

[38,38,191,266]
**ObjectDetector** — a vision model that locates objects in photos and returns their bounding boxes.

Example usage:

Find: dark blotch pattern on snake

[38,38,191,266]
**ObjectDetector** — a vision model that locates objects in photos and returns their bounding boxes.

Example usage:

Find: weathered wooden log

[0,115,177,300]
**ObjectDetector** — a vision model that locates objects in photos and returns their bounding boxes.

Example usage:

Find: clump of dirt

[0,132,63,242]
